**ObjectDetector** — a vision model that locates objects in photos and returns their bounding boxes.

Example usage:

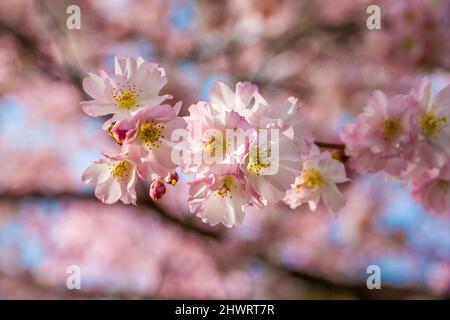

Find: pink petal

[95,178,122,204]
[81,101,117,117]
[319,158,349,183]
[210,81,235,111]
[82,72,109,101]
[322,182,346,213]
[82,163,110,184]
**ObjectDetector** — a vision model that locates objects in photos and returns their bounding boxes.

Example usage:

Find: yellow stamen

[112,81,141,109]
[139,121,164,149]
[247,147,271,175]
[203,134,227,158]
[111,160,131,180]
[420,111,447,137]
[215,176,236,198]
[382,118,401,139]
[301,168,323,188]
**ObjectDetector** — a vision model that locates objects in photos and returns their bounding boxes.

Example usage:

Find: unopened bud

[107,122,128,145]
[150,178,166,201]
[165,172,179,186]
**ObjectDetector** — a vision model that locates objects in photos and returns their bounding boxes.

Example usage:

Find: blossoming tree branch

[81,56,450,227]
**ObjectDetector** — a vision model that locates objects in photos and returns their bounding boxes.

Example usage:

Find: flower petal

[95,178,122,204]
[322,182,346,213]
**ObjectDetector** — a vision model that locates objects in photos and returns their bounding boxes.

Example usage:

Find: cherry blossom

[176,79,307,225]
[260,96,314,153]
[79,57,450,226]
[184,100,253,175]
[284,149,349,213]
[114,102,187,180]
[410,78,450,169]
[341,91,418,176]
[81,56,172,123]
[411,163,450,214]
[210,81,268,126]
[242,132,302,204]
[188,173,247,228]
[82,152,138,205]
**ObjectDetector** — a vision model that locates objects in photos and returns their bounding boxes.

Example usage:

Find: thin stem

[314,141,346,150]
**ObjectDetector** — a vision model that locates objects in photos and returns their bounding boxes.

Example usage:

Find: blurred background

[1,0,450,299]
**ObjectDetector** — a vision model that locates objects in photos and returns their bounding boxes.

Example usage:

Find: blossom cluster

[81,57,350,227]
[341,78,450,214]
[81,57,186,205]
[184,81,349,226]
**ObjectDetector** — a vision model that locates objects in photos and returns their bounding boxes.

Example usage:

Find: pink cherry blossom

[185,80,306,217]
[411,163,450,214]
[188,173,247,228]
[113,102,186,180]
[210,81,268,126]
[82,152,138,205]
[382,0,450,70]
[410,78,450,169]
[341,90,418,176]
[184,101,253,175]
[284,149,349,213]
[81,56,171,123]
[242,132,302,204]
[259,96,314,154]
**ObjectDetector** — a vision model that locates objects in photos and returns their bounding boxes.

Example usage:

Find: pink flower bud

[165,171,179,186]
[107,122,129,145]
[114,127,128,143]
[150,178,166,201]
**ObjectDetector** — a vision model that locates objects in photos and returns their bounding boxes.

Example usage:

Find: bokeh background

[1,0,450,299]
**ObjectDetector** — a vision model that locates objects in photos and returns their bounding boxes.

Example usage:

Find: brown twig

[314,141,346,150]
[0,191,445,299]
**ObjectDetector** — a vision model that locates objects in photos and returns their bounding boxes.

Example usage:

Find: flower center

[139,121,164,149]
[215,176,236,198]
[203,134,227,158]
[301,168,323,188]
[112,81,141,109]
[247,147,271,175]
[110,160,131,180]
[382,118,401,139]
[421,112,447,137]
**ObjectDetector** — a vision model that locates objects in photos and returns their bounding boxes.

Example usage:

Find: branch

[0,270,158,299]
[139,197,225,240]
[314,141,346,150]
[0,190,224,240]
[258,254,442,299]
[0,191,445,299]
